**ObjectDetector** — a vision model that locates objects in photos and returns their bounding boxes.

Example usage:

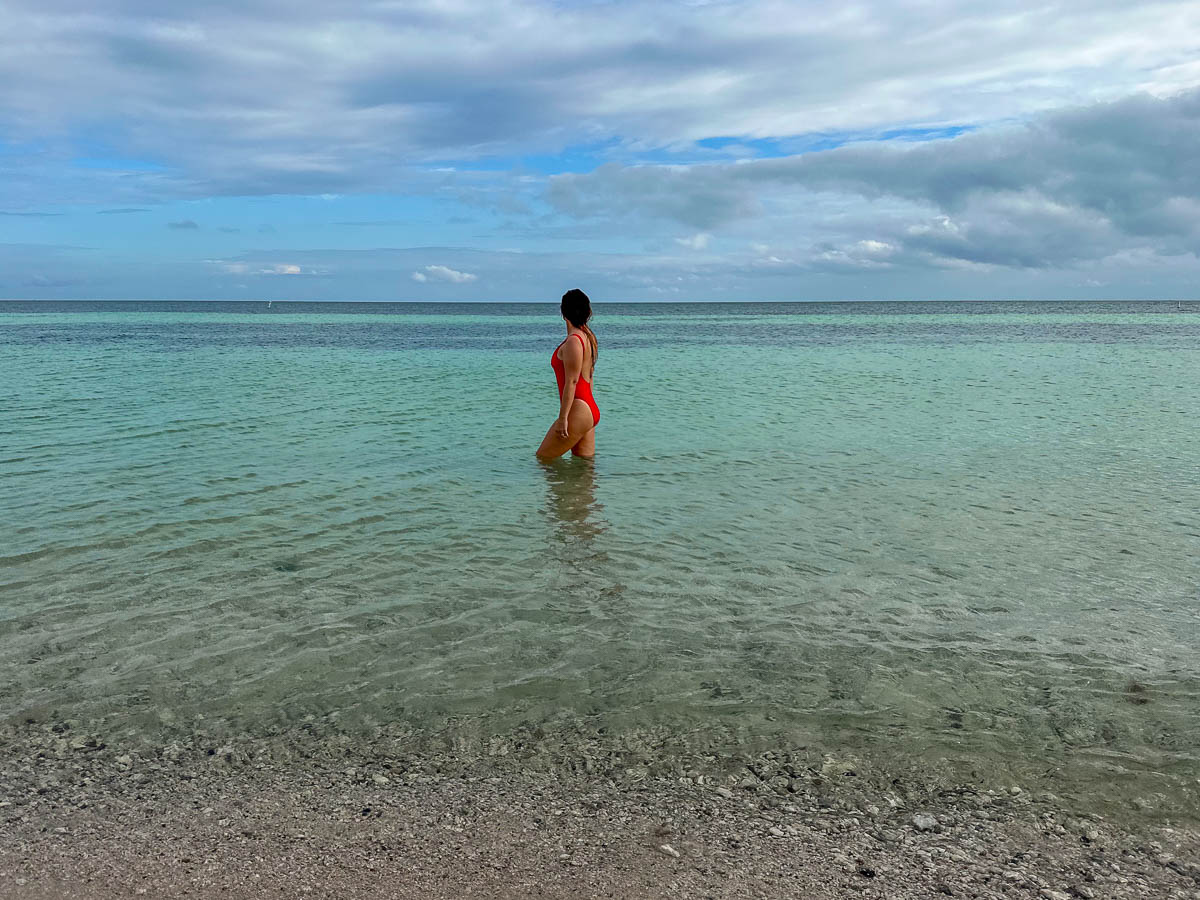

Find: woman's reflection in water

[540,455,606,551]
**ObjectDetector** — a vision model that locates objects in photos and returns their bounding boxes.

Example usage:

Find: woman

[536,289,600,461]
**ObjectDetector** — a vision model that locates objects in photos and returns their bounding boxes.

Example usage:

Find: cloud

[215,260,308,275]
[218,225,240,233]
[675,233,712,250]
[2,0,1199,201]
[549,89,1200,270]
[98,208,149,214]
[13,241,1200,302]
[0,210,61,216]
[412,264,477,283]
[167,219,199,229]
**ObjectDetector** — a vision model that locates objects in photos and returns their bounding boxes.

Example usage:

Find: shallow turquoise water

[2,301,1198,808]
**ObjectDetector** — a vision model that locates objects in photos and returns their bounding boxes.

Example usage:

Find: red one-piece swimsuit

[551,332,599,425]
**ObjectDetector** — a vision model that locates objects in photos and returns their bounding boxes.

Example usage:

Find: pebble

[768,776,790,794]
[657,844,681,858]
[821,757,856,776]
[913,814,938,832]
[714,787,734,799]
[372,774,390,786]
[768,826,785,838]
[1039,890,1070,900]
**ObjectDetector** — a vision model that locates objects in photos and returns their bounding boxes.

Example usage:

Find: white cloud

[856,240,894,256]
[2,0,1199,200]
[412,264,477,283]
[675,232,712,250]
[12,240,1200,302]
[212,260,308,275]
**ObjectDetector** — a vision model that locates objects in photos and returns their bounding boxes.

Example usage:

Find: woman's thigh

[536,400,595,461]
[570,426,596,458]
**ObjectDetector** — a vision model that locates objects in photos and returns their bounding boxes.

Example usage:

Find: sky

[2,0,1199,301]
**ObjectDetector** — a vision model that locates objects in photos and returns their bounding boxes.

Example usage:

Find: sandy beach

[3,719,1197,900]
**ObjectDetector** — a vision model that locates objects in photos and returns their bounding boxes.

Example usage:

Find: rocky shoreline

[2,720,1198,899]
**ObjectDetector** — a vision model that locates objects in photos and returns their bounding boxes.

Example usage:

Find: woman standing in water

[537,289,600,461]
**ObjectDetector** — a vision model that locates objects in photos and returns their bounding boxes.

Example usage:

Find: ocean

[2,300,1198,816]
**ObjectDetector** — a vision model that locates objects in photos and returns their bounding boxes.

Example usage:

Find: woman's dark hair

[561,288,597,377]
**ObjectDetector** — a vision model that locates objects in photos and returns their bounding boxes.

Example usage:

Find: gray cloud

[548,89,1200,270]
[2,1,1198,200]
[167,219,199,229]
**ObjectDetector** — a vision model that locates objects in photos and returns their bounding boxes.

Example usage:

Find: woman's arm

[555,337,584,437]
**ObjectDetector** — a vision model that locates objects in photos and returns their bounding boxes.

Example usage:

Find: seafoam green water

[2,301,1198,811]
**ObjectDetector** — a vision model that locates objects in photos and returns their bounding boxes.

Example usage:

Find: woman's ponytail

[561,289,597,378]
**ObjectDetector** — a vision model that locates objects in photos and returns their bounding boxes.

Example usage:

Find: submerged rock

[913,814,939,832]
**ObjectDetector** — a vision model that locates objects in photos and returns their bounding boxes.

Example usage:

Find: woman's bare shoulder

[561,335,585,358]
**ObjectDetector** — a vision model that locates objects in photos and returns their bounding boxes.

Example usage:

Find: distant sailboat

[267,301,273,309]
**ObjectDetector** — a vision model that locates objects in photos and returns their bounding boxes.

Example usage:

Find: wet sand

[2,721,1198,899]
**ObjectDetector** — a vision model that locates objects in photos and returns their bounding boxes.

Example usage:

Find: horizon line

[2,297,1196,305]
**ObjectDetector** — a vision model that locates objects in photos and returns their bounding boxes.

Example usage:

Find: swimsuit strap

[572,331,593,379]
[558,331,587,357]
[556,332,585,352]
